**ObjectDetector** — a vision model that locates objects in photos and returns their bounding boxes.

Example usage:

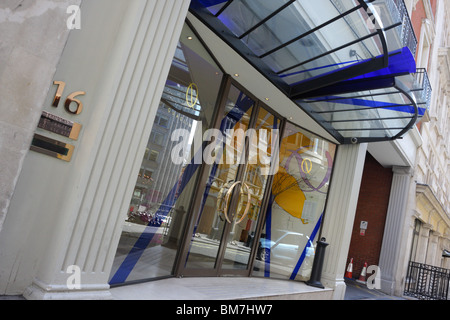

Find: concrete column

[320,143,368,300]
[378,166,414,296]
[0,0,190,299]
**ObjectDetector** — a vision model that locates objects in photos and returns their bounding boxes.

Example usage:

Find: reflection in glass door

[181,84,281,276]
[182,84,254,271]
[221,107,280,272]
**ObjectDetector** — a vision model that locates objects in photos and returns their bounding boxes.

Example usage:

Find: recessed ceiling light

[234,73,239,77]
[187,36,193,40]
[265,98,270,101]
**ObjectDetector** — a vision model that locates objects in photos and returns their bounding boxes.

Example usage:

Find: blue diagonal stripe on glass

[263,196,274,278]
[110,91,254,285]
[290,214,323,280]
[289,47,416,88]
[190,0,229,10]
[109,156,202,285]
[348,47,416,80]
[311,95,426,117]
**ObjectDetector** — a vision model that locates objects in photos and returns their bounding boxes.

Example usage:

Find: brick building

[347,153,393,278]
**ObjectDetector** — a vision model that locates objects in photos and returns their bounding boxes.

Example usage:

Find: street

[344,279,407,300]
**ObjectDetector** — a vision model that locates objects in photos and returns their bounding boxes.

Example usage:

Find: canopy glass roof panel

[194,0,388,90]
[297,70,430,143]
[189,0,430,144]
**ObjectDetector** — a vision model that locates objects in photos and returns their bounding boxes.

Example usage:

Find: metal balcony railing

[404,261,450,300]
[392,0,418,56]
[412,68,432,110]
[371,0,418,56]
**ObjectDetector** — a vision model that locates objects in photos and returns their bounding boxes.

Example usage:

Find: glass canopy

[296,68,431,143]
[189,0,431,144]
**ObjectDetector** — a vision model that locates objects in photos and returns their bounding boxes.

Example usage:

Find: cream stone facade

[411,1,450,270]
[398,0,450,298]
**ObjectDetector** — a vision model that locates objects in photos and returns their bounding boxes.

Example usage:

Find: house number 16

[52,81,86,115]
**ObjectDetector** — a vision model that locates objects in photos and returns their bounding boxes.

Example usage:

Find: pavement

[344,278,407,300]
[1,278,408,301]
[0,295,24,300]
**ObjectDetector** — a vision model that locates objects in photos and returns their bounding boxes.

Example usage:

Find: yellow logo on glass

[301,158,312,174]
[186,83,199,108]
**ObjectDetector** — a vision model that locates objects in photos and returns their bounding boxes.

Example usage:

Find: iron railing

[412,68,432,109]
[404,261,450,300]
[393,0,418,57]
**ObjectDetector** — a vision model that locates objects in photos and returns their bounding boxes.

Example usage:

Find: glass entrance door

[178,82,281,276]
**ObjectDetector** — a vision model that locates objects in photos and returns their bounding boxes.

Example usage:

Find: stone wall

[0,0,81,230]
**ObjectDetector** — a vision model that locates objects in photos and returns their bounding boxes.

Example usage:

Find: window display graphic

[253,123,336,281]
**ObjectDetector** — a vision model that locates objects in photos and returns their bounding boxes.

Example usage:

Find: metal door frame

[174,76,285,278]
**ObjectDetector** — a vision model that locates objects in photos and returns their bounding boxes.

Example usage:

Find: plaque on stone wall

[38,111,82,140]
[30,134,74,162]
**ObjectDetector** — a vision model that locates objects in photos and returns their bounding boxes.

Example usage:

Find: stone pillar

[437,235,446,268]
[0,0,190,299]
[320,143,368,300]
[378,166,414,296]
[426,231,439,266]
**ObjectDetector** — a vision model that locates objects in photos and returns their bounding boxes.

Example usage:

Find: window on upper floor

[418,24,432,70]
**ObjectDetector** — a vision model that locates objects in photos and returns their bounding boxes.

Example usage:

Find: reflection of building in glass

[129,42,202,223]
[130,103,192,220]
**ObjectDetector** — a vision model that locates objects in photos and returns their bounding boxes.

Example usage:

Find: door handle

[216,181,232,220]
[224,181,252,224]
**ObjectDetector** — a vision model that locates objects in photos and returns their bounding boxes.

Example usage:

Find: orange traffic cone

[345,258,353,279]
[357,262,368,284]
